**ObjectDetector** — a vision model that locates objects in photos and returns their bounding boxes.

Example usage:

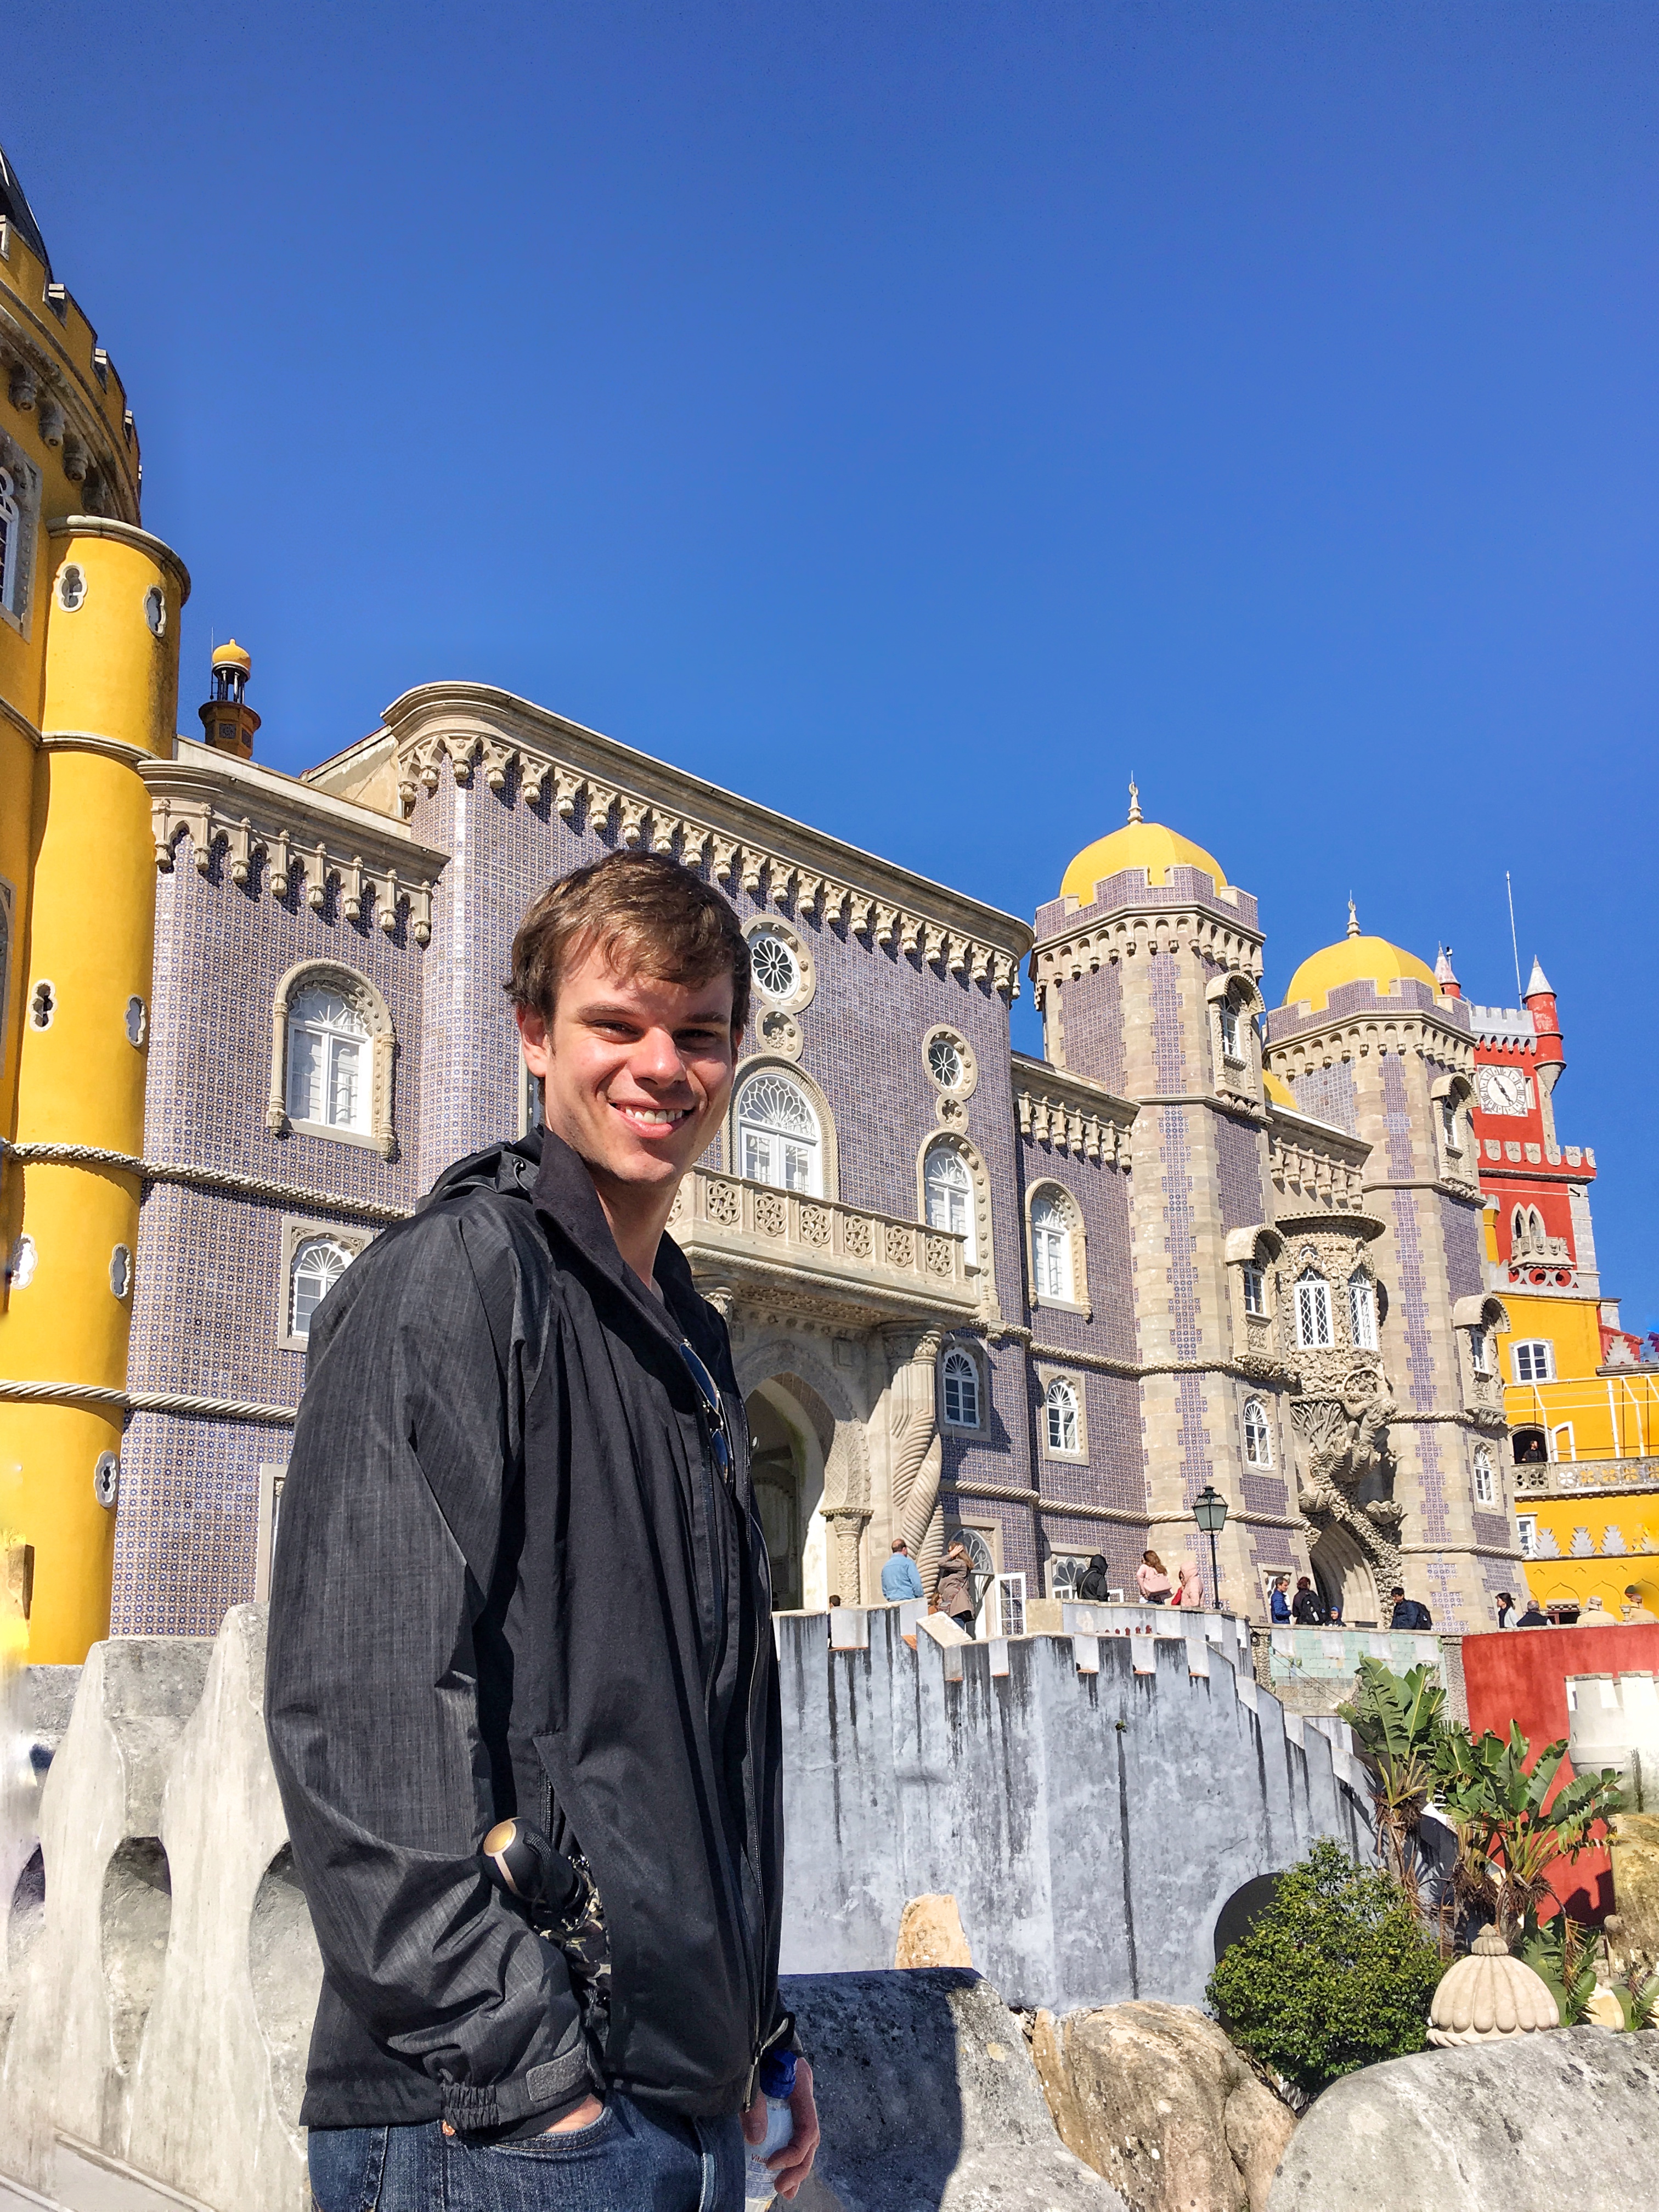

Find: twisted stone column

[821,1508,868,1604]
[883,1324,944,1592]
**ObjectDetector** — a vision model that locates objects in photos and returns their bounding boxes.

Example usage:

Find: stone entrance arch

[744,1377,829,1611]
[1309,1518,1380,1626]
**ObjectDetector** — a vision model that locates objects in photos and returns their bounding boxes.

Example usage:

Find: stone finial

[1426,1924,1559,2045]
[1346,896,1360,939]
[1126,776,1142,825]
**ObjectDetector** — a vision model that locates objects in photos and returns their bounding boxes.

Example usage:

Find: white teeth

[618,1105,687,1125]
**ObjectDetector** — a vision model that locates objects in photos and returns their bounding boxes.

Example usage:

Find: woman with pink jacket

[1136,1549,1173,1604]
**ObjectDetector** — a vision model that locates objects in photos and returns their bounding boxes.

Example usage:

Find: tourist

[1581,1594,1611,1624]
[1622,1585,1658,1624]
[880,1538,925,1603]
[1136,1549,1173,1604]
[266,852,819,2211]
[1075,1553,1113,1601]
[1290,1576,1325,1626]
[1389,1585,1434,1630]
[1171,1561,1201,1609]
[935,1539,978,1634]
[828,1594,842,1608]
[1518,1598,1548,1627]
[1269,1574,1292,1624]
[1495,1591,1519,1628]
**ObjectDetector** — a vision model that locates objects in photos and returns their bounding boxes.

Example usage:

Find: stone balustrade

[1514,1455,1659,1498]
[667,1167,979,1319]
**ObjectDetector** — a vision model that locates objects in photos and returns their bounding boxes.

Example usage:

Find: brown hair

[1143,1549,1165,1572]
[506,851,751,1036]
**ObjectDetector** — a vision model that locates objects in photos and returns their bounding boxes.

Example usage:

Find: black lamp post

[1194,1484,1228,1611]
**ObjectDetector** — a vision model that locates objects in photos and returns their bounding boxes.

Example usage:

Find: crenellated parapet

[373,682,1031,1000]
[142,740,447,946]
[1012,1056,1137,1166]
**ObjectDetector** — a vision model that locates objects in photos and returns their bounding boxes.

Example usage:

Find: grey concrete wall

[778,1607,1373,2012]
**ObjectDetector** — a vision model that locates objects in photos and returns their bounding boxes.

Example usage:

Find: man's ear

[517,1004,552,1080]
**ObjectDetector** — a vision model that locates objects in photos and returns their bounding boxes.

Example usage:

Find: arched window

[1513,1339,1554,1385]
[1294,1268,1334,1350]
[748,930,800,1005]
[1045,1376,1080,1454]
[287,986,372,1133]
[1218,1001,1244,1065]
[940,1346,981,1429]
[1472,1445,1496,1506]
[735,1070,821,1194]
[1030,1190,1073,1302]
[0,469,18,616]
[1347,1270,1379,1351]
[289,1236,354,1340]
[1243,1396,1272,1468]
[924,1144,974,1260]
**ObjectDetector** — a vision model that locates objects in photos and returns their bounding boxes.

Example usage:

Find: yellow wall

[1519,1496,1659,1615]
[0,214,187,1661]
[1497,1291,1659,1464]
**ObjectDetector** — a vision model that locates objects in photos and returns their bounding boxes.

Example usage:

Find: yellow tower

[0,144,188,1660]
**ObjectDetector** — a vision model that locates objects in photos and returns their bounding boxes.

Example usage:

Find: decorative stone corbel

[37,400,63,447]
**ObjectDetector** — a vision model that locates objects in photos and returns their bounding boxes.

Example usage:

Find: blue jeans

[309,2099,746,2212]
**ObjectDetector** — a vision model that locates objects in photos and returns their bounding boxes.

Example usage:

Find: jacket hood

[419,1131,544,1211]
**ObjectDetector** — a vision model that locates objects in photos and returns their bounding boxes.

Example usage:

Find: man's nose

[633,1028,688,1084]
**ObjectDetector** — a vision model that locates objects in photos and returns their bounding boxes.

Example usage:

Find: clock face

[1477,1065,1530,1117]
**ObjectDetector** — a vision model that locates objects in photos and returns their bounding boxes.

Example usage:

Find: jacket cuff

[440,2044,593,2135]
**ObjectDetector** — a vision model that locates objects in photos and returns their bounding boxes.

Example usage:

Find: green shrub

[1207,1837,1445,2096]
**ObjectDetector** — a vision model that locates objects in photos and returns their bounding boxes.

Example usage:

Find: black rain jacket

[264,1130,788,2136]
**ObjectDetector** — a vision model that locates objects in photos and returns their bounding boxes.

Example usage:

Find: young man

[267,853,819,2212]
[1388,1585,1433,1632]
[1267,1573,1291,1624]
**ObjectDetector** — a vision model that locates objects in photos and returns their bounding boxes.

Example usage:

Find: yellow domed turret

[1060,781,1229,905]
[1282,899,1443,1014]
[211,638,252,674]
[200,637,259,758]
[1262,1069,1297,1110]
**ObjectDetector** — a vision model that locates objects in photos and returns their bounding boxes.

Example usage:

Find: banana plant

[1435,1723,1626,1939]
[1517,1912,1598,2025]
[1339,1661,1449,1897]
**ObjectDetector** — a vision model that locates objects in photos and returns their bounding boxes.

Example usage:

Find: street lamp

[1193,1485,1228,1611]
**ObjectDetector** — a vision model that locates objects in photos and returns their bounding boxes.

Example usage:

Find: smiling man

[266,852,819,2212]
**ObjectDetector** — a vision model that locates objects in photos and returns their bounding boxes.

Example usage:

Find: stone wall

[777,1607,1373,2011]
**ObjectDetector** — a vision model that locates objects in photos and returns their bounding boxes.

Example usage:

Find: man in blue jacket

[880,1539,925,1602]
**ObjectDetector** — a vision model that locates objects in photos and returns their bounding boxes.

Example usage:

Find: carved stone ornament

[758,1007,802,1059]
[1427,1926,1559,2046]
[1291,1362,1402,1589]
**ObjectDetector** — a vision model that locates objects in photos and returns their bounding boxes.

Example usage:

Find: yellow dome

[1060,785,1228,904]
[1282,913,1442,1014]
[1262,1070,1296,1110]
[212,638,251,672]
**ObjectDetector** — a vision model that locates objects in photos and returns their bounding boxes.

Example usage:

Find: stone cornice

[1011,1055,1137,1165]
[1265,1003,1475,1075]
[376,682,1033,998]
[45,514,190,600]
[142,742,449,946]
[1030,904,1264,1002]
[0,284,140,521]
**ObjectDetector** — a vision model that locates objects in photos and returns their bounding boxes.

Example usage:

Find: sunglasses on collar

[676,1338,733,1483]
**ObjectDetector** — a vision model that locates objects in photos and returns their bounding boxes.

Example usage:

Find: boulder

[1266,2027,1659,2212]
[895,1894,975,1970]
[1031,2001,1296,2212]
[1610,1813,1659,1960]
[783,1968,1125,2210]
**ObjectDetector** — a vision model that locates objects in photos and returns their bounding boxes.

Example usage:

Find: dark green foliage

[1207,1838,1445,2096]
[1516,1913,1597,2025]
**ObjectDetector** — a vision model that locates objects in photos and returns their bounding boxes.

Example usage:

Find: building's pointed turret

[1435,945,1462,999]
[199,640,261,759]
[1526,956,1553,998]
[0,141,51,274]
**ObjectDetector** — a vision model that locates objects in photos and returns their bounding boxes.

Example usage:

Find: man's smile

[612,1102,695,1129]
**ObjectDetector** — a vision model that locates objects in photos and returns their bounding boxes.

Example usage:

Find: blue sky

[13,2,1658,1324]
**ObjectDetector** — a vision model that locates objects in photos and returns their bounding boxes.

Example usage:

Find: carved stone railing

[668,1170,978,1322]
[1514,1456,1659,1498]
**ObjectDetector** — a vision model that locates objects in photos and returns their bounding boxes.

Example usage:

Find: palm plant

[1339,1660,1448,1897]
[1517,1912,1598,2025]
[1435,1724,1626,1940]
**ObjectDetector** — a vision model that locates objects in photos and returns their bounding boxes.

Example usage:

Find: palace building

[3,144,1645,1664]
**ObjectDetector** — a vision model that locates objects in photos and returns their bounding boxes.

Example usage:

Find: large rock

[895,1894,975,1970]
[1609,1813,1659,1960]
[1266,2027,1659,2212]
[785,1968,1126,2210]
[1032,2002,1295,2212]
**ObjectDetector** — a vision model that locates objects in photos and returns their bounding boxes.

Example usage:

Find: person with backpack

[1290,1576,1325,1626]
[1389,1585,1434,1630]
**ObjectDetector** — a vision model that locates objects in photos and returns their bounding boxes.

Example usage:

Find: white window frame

[1513,1339,1555,1385]
[1516,1513,1537,1559]
[1347,1271,1379,1351]
[1047,1553,1093,1600]
[287,1234,356,1342]
[269,962,397,1158]
[1243,1396,1273,1468]
[940,1345,982,1430]
[1242,1261,1267,1318]
[1295,1269,1334,1350]
[1043,1375,1083,1458]
[286,987,374,1137]
[1470,1328,1492,1377]
[924,1143,975,1262]
[1472,1447,1496,1506]
[1218,1001,1244,1065]
[0,467,18,617]
[735,1069,822,1196]
[1030,1190,1072,1304]
[1550,1420,1576,1464]
[279,1216,373,1350]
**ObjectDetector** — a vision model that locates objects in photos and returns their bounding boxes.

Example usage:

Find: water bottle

[744,2049,796,2207]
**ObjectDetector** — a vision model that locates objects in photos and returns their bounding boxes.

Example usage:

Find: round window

[749,931,800,1005]
[927,1034,966,1090]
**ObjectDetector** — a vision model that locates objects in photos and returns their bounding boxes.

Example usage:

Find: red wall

[1461,1625,1659,1921]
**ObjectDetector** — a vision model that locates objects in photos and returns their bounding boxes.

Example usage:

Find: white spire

[1127,775,1142,825]
[1435,944,1458,985]
[1525,955,1553,998]
[1346,896,1360,940]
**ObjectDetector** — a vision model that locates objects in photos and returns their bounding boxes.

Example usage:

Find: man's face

[518,945,738,1203]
